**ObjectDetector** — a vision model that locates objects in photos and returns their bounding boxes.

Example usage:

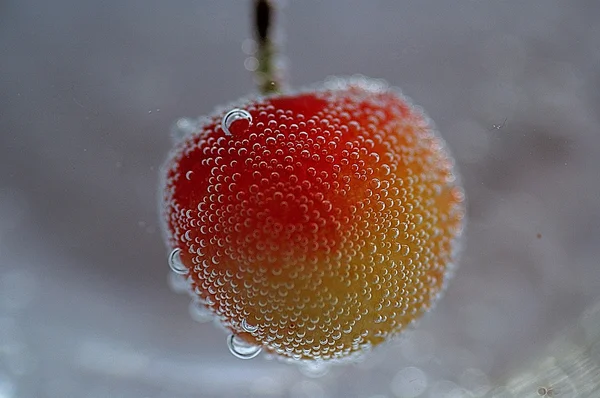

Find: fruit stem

[254,0,280,95]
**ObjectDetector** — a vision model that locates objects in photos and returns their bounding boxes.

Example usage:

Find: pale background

[1,1,600,397]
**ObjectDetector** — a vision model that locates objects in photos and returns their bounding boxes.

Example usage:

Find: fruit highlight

[160,76,465,361]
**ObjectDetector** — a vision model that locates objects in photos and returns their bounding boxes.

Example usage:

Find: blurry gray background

[1,1,600,397]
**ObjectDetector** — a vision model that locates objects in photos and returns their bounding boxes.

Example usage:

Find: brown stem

[254,0,280,94]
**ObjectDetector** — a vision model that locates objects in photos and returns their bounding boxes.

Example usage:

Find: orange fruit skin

[160,77,465,361]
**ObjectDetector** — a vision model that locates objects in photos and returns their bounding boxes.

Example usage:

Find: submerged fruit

[160,76,465,361]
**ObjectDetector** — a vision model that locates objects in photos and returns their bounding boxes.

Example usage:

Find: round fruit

[160,76,465,361]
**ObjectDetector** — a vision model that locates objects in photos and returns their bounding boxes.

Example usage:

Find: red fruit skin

[160,77,465,361]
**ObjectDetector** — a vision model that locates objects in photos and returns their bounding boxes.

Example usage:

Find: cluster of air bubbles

[227,334,262,359]
[161,77,465,362]
[221,108,252,136]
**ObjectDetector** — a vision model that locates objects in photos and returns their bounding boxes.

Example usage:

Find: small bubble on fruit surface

[168,248,187,274]
[222,108,252,136]
[227,334,262,359]
[241,318,258,333]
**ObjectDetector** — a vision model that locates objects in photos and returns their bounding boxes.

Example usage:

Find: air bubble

[189,299,213,323]
[222,109,252,136]
[241,318,259,333]
[185,171,193,180]
[400,245,411,256]
[537,387,554,397]
[227,334,262,359]
[168,248,187,274]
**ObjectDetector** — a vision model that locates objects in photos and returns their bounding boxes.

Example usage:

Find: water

[2,1,600,397]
